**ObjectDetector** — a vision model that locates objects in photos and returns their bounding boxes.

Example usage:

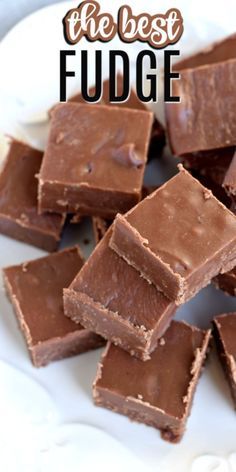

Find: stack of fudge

[1,33,236,444]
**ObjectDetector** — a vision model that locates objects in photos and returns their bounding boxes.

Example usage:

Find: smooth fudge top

[0,139,63,233]
[95,321,210,419]
[173,32,236,71]
[166,59,236,155]
[213,313,236,359]
[66,74,166,162]
[68,230,175,331]
[223,151,236,197]
[3,247,84,344]
[114,166,236,280]
[40,102,153,192]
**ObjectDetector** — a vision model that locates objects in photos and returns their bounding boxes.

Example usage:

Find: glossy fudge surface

[0,139,64,251]
[39,103,153,217]
[166,59,236,155]
[3,247,103,367]
[110,166,236,304]
[213,313,236,407]
[64,231,176,360]
[94,321,211,443]
[69,73,166,161]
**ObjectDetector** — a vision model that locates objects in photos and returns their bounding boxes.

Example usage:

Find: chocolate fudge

[63,230,176,361]
[173,32,236,71]
[39,103,153,217]
[0,139,64,251]
[110,166,236,304]
[93,321,211,443]
[91,187,158,245]
[172,34,236,183]
[69,74,166,161]
[213,267,236,297]
[223,151,236,206]
[166,59,236,156]
[213,313,236,408]
[3,247,104,367]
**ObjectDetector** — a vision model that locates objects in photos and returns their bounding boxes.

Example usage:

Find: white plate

[0,2,236,471]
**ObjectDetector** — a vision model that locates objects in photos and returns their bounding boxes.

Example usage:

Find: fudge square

[0,139,64,251]
[68,73,166,161]
[3,247,104,367]
[93,321,211,443]
[110,165,236,305]
[63,230,176,361]
[38,103,153,217]
[166,59,236,156]
[213,313,236,408]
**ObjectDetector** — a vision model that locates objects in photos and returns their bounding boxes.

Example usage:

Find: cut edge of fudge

[38,180,143,218]
[110,165,236,304]
[0,137,65,251]
[0,212,66,252]
[3,246,104,367]
[63,230,176,361]
[212,313,236,408]
[64,287,176,361]
[93,323,211,443]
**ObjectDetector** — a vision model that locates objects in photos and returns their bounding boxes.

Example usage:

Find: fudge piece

[166,59,236,156]
[173,32,236,71]
[93,321,211,443]
[91,187,158,244]
[213,313,236,408]
[171,35,236,182]
[0,139,64,251]
[39,103,153,217]
[63,230,176,361]
[3,247,104,367]
[223,151,236,207]
[213,267,236,297]
[68,73,166,161]
[110,166,236,304]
